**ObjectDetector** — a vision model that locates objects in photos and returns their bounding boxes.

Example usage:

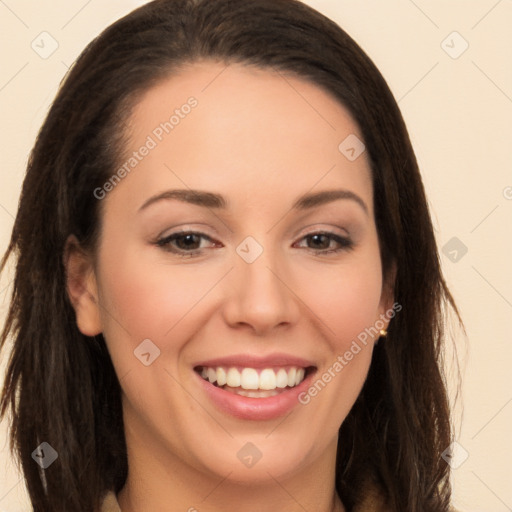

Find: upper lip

[193,353,316,369]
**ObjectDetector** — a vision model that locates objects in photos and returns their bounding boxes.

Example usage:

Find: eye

[294,232,354,255]
[156,231,220,257]
[155,230,353,258]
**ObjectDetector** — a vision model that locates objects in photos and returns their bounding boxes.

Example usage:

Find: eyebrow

[138,188,369,215]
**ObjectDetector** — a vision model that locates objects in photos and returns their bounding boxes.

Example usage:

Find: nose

[222,248,300,336]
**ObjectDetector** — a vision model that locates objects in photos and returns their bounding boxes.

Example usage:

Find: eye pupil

[177,234,200,249]
[309,234,329,249]
[159,231,350,257]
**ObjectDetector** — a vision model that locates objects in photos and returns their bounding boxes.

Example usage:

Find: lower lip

[195,370,315,421]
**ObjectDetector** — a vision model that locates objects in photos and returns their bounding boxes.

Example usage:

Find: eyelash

[155,230,354,258]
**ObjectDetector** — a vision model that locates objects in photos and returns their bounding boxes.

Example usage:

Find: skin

[66,61,395,512]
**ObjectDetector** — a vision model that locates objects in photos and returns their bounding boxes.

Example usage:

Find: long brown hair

[0,0,462,510]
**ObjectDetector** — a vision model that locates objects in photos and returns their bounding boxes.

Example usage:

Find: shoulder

[99,491,121,512]
[98,488,462,512]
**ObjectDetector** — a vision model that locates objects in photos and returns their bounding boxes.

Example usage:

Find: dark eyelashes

[156,232,217,256]
[155,230,354,258]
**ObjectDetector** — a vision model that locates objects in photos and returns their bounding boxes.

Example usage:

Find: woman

[0,0,463,510]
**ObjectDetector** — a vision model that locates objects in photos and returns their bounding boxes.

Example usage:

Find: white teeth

[287,367,296,387]
[276,368,289,388]
[199,366,308,391]
[216,367,227,386]
[207,367,217,384]
[228,387,279,398]
[259,369,276,390]
[241,368,259,390]
[226,367,241,387]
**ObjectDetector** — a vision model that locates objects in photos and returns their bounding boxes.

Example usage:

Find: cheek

[297,256,383,347]
[95,245,227,358]
[294,258,382,434]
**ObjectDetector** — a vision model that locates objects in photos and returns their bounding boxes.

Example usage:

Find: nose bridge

[223,235,298,333]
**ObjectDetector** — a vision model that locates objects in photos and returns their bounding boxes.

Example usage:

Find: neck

[118,476,345,512]
[117,421,346,512]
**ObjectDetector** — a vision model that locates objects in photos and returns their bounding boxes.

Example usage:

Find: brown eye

[156,231,218,257]
[295,232,354,254]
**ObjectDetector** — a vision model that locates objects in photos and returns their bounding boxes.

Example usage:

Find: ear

[63,235,102,336]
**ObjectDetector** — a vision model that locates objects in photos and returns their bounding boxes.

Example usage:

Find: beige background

[1,1,511,510]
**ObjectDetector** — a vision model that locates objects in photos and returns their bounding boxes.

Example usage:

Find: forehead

[129,60,364,147]
[114,60,373,215]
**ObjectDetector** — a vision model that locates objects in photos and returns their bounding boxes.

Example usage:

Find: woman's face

[73,62,394,484]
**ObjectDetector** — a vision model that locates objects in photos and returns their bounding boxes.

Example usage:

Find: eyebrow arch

[139,189,227,211]
[138,188,368,216]
[292,189,368,216]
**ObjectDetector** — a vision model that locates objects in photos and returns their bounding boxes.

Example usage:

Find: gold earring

[379,329,388,338]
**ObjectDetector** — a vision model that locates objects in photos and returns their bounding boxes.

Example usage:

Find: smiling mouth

[194,365,316,398]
